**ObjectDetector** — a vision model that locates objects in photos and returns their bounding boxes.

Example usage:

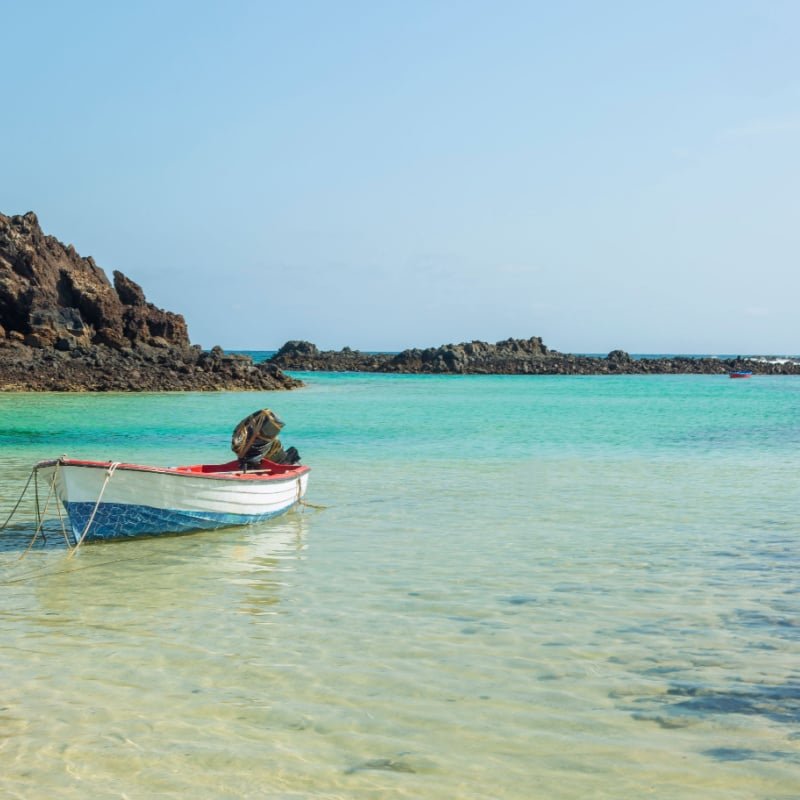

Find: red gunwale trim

[36,458,310,482]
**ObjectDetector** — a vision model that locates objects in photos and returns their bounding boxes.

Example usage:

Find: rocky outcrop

[0,212,300,391]
[0,212,189,351]
[0,343,301,392]
[270,338,800,376]
[271,341,393,372]
[386,337,553,373]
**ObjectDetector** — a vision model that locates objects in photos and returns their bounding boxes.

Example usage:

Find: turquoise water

[1,374,798,798]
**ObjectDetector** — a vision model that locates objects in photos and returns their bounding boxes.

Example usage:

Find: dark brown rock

[0,210,189,350]
[0,341,302,392]
[0,211,301,391]
[269,338,800,376]
[113,270,146,306]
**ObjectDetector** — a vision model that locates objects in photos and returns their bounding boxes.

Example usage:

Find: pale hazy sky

[2,0,798,353]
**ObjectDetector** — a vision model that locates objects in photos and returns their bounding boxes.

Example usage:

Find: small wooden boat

[34,457,310,544]
[729,371,753,379]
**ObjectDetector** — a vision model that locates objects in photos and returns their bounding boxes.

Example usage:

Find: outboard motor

[231,409,300,469]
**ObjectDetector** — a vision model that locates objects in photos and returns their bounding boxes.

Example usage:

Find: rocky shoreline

[0,212,299,391]
[2,211,797,390]
[270,339,800,376]
[0,343,301,392]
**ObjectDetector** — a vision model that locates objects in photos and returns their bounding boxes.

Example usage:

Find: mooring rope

[293,477,327,512]
[68,462,120,558]
[20,465,59,559]
[0,462,75,559]
[291,474,327,511]
[52,478,73,550]
[0,467,36,534]
[298,499,328,510]
[33,467,41,532]
[48,454,72,549]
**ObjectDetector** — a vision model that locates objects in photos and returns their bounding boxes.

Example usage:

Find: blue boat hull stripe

[63,501,292,541]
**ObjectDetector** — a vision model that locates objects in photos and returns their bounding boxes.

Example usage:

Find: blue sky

[2,0,798,353]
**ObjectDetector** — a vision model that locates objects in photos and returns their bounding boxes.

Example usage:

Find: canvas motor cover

[231,408,285,464]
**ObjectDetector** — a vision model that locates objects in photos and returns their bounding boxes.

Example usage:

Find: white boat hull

[35,458,310,542]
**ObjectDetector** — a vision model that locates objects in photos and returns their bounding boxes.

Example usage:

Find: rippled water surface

[1,374,799,798]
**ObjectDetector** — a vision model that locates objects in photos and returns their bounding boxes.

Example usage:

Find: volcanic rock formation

[270,338,800,376]
[0,212,300,391]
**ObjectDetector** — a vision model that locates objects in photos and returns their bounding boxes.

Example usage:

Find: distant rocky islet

[269,340,800,376]
[1,211,798,391]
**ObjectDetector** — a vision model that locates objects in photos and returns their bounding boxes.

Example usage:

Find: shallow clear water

[1,374,798,798]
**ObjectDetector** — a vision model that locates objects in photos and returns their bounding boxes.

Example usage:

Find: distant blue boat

[729,371,753,379]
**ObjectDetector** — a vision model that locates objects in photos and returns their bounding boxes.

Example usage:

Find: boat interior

[173,459,305,477]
